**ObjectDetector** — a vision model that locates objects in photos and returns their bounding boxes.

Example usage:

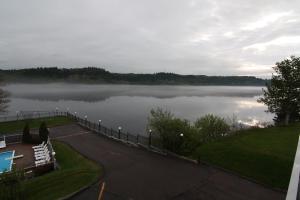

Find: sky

[0,0,300,77]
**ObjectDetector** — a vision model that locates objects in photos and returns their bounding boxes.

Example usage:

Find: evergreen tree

[39,122,49,142]
[22,123,31,143]
[258,56,300,125]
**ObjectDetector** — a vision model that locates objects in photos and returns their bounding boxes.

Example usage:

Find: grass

[23,141,102,200]
[0,116,74,134]
[194,123,300,189]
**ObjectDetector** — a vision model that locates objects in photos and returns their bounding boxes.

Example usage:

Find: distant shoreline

[2,81,267,87]
[0,67,269,86]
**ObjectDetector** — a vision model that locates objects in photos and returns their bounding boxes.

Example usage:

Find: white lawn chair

[35,152,49,160]
[33,143,47,151]
[35,149,49,156]
[35,155,51,166]
[0,140,6,149]
[32,141,45,149]
[34,146,48,153]
[35,154,50,162]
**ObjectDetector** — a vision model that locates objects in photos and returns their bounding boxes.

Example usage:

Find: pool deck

[0,143,34,169]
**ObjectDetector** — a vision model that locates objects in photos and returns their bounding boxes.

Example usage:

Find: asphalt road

[50,124,285,200]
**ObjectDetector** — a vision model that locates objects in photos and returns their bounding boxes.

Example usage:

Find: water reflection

[2,84,273,135]
[4,84,264,102]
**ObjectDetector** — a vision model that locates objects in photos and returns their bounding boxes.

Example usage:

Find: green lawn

[23,141,102,200]
[194,123,300,189]
[0,116,74,134]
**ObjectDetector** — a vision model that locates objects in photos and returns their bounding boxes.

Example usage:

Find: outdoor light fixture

[118,126,122,130]
[85,115,87,119]
[52,152,56,156]
[180,133,184,137]
[99,120,102,123]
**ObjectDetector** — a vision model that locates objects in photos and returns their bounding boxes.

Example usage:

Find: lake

[2,84,273,135]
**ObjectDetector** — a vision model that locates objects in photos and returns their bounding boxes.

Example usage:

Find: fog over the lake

[3,84,272,135]
[1,0,300,76]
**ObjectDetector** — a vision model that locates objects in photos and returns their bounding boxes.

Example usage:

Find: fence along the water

[0,111,161,152]
[71,113,152,148]
[286,135,300,200]
[0,111,64,122]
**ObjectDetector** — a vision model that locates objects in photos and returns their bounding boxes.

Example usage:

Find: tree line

[0,67,268,85]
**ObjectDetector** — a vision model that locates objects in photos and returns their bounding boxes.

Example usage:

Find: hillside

[0,67,268,86]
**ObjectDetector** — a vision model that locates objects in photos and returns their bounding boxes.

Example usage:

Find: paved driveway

[50,124,285,200]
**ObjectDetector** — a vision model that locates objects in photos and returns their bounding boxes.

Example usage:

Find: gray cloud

[0,0,299,76]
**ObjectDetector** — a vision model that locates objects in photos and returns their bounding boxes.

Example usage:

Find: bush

[22,123,31,143]
[148,108,199,155]
[39,122,49,142]
[195,114,230,143]
[148,109,231,155]
[0,169,25,200]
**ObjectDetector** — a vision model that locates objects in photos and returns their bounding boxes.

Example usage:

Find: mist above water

[2,83,272,135]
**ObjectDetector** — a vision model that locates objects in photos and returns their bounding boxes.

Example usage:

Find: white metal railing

[286,135,300,200]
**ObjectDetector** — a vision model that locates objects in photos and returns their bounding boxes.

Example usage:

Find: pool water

[0,151,15,173]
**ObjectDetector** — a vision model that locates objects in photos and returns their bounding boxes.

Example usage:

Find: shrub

[148,108,198,154]
[0,169,25,200]
[22,123,31,143]
[39,122,49,142]
[194,114,230,143]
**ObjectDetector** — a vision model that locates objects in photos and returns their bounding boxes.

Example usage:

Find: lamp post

[148,129,152,147]
[98,120,102,131]
[118,126,122,139]
[55,107,59,115]
[52,151,57,168]
[84,115,88,126]
[179,133,184,152]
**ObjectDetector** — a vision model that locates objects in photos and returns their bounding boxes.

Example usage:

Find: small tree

[39,122,49,142]
[147,108,193,154]
[258,56,300,125]
[194,114,230,143]
[22,123,31,143]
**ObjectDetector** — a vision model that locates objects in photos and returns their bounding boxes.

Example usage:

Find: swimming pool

[0,151,15,173]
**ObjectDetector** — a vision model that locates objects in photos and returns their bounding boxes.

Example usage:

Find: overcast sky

[0,0,300,77]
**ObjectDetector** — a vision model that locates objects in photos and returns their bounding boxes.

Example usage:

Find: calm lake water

[2,84,273,135]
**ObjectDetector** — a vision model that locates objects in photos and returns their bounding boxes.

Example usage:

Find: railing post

[84,115,87,126]
[137,134,139,144]
[98,120,101,132]
[148,129,152,147]
[111,128,113,137]
[126,132,129,142]
[118,127,121,140]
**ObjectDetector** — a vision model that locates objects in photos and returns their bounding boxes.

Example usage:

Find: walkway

[50,124,285,200]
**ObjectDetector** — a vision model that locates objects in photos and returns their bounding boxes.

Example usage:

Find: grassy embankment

[194,123,300,189]
[0,117,102,199]
[0,116,74,134]
[23,141,102,200]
